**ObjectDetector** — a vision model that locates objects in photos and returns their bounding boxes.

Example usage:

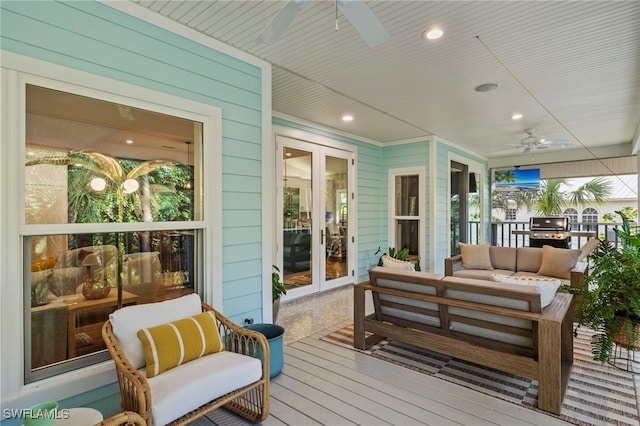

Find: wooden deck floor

[196,320,570,426]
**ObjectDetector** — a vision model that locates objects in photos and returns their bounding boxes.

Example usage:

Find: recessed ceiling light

[342,115,353,122]
[510,113,523,120]
[125,139,134,145]
[423,28,443,40]
[474,83,498,92]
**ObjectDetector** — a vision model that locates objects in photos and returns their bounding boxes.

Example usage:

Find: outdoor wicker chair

[102,295,270,425]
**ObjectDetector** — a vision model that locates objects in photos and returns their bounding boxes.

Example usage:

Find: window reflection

[23,84,203,382]
[28,230,196,372]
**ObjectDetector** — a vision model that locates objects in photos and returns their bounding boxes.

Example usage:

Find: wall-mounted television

[494,168,540,192]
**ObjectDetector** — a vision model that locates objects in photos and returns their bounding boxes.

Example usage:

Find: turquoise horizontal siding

[1,0,268,411]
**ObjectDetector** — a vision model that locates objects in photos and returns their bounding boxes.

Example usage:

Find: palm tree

[492,177,613,219]
[494,170,516,183]
[27,151,178,223]
[27,151,182,302]
[535,178,612,216]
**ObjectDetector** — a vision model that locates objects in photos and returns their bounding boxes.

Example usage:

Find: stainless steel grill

[512,216,595,249]
[528,217,571,248]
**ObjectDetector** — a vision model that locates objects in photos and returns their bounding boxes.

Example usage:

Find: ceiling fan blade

[538,139,569,149]
[256,0,311,44]
[523,146,532,154]
[337,0,390,47]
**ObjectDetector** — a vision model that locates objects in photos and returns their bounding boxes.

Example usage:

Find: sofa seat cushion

[144,350,262,426]
[452,269,514,281]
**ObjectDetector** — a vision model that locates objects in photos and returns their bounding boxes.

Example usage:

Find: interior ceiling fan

[512,128,569,154]
[256,0,390,48]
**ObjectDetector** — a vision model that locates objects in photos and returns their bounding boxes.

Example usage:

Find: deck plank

[202,325,571,426]
[285,332,570,425]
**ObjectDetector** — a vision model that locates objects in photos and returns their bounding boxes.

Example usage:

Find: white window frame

[388,166,426,266]
[1,52,221,405]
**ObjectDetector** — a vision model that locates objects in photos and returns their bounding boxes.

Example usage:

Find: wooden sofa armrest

[569,261,588,288]
[444,255,463,276]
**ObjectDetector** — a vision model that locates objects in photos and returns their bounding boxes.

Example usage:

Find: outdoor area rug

[321,325,640,426]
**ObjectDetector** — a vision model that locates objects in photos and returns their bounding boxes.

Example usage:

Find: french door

[277,136,353,299]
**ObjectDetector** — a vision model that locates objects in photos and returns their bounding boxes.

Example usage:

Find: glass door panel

[282,147,313,292]
[324,155,349,283]
[278,137,354,299]
[450,160,469,255]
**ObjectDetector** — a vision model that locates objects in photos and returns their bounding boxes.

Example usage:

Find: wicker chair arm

[201,303,270,380]
[102,321,152,424]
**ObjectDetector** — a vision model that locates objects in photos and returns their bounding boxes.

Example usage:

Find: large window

[24,84,204,382]
[582,207,599,232]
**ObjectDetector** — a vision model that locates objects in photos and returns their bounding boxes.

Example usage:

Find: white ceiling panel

[130,0,640,166]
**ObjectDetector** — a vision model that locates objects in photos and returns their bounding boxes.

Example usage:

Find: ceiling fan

[512,128,569,154]
[256,0,390,48]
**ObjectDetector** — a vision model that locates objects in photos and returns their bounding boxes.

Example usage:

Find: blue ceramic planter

[245,323,285,379]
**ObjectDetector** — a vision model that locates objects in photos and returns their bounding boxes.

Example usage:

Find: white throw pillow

[459,243,494,270]
[381,255,414,271]
[491,274,560,308]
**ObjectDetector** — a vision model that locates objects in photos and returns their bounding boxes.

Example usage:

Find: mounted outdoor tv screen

[494,168,540,192]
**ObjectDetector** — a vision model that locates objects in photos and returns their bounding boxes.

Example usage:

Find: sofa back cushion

[369,267,443,327]
[110,293,202,369]
[489,246,516,271]
[516,247,543,272]
[441,277,538,350]
[537,245,582,279]
[459,243,494,270]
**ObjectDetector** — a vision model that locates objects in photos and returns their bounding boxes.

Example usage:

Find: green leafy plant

[272,265,287,302]
[563,211,640,362]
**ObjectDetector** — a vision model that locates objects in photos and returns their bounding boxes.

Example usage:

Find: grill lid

[529,216,569,231]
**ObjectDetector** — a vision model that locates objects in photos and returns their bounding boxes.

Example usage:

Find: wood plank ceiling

[131,1,640,167]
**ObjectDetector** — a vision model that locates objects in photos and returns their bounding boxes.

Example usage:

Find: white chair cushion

[145,351,262,426]
[109,293,202,369]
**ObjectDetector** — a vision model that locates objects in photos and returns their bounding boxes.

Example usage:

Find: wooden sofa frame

[354,268,574,415]
[103,303,270,425]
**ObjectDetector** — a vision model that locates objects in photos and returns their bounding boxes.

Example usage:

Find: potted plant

[272,265,287,322]
[563,211,640,363]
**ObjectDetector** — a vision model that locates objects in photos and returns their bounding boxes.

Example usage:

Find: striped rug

[322,325,640,426]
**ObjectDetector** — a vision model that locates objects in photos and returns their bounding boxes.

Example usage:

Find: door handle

[320,229,325,245]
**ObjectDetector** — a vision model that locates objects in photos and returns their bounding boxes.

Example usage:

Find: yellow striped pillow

[137,311,223,378]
